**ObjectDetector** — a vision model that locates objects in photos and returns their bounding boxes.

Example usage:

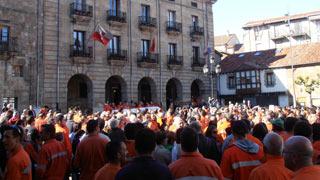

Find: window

[110,0,120,11]
[254,27,262,41]
[74,0,84,11]
[235,70,260,89]
[109,36,121,53]
[0,26,9,42]
[12,65,23,77]
[316,21,320,33]
[141,4,150,17]
[227,74,236,89]
[191,2,198,8]
[73,31,85,51]
[168,10,176,25]
[2,97,18,110]
[265,71,276,87]
[192,46,199,59]
[192,15,199,27]
[141,39,150,55]
[168,43,177,56]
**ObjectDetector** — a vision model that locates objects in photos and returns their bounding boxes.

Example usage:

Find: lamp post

[203,55,221,101]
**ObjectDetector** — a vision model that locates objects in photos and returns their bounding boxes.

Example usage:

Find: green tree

[295,75,320,107]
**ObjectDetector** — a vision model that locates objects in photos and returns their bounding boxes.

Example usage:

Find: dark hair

[97,119,105,131]
[232,120,249,138]
[205,124,217,139]
[30,129,40,142]
[106,141,122,163]
[86,120,98,134]
[135,128,156,154]
[293,121,312,139]
[124,123,138,140]
[155,131,167,145]
[180,127,198,152]
[175,128,183,144]
[284,117,298,132]
[4,125,23,140]
[56,114,64,122]
[41,124,56,139]
[252,123,268,142]
[312,123,320,142]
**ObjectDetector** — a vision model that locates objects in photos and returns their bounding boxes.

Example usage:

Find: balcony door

[192,46,199,59]
[168,43,177,57]
[192,15,199,27]
[74,0,85,11]
[141,4,150,21]
[141,39,150,56]
[73,31,85,51]
[109,36,121,53]
[168,11,176,27]
[110,0,120,15]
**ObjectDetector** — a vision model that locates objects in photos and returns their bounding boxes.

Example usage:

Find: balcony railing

[70,3,93,17]
[70,45,92,57]
[167,55,183,65]
[107,49,127,60]
[138,16,157,28]
[107,10,127,23]
[190,25,204,36]
[137,52,158,63]
[0,38,17,53]
[191,57,205,67]
[166,21,182,33]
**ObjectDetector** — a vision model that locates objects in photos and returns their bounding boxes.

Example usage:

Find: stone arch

[67,74,93,111]
[166,78,183,108]
[138,77,157,104]
[105,75,127,104]
[191,79,205,104]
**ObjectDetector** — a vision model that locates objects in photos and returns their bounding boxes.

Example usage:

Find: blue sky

[213,0,320,40]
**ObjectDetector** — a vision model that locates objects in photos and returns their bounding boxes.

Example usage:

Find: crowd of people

[0,101,320,180]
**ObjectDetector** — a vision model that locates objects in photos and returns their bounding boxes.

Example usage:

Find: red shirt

[94,163,121,180]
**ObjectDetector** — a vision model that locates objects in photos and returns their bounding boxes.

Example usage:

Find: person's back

[36,124,68,180]
[169,127,223,180]
[74,120,108,180]
[116,128,172,180]
[220,120,263,180]
[249,132,293,180]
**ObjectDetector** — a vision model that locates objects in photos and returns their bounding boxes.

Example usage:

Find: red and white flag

[91,25,113,46]
[149,36,156,53]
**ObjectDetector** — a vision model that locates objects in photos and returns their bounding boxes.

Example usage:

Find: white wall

[261,69,289,93]
[218,74,236,95]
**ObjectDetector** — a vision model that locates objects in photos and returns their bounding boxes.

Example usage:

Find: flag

[149,36,156,53]
[203,47,212,56]
[91,25,113,46]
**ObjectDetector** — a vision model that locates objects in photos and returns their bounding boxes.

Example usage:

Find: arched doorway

[67,74,93,111]
[105,76,127,104]
[166,78,182,108]
[191,79,205,106]
[138,77,157,104]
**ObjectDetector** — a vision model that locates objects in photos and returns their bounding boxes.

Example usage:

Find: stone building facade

[0,0,215,112]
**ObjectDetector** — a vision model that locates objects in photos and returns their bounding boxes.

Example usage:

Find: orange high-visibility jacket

[220,141,264,180]
[292,165,320,180]
[73,134,108,180]
[169,152,224,180]
[249,155,293,180]
[94,163,121,180]
[36,139,69,180]
[35,117,47,132]
[5,145,32,180]
[55,124,72,159]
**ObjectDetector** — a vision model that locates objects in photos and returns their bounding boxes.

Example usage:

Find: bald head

[284,136,314,171]
[263,132,283,156]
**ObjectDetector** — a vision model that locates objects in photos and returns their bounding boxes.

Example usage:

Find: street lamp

[203,55,221,101]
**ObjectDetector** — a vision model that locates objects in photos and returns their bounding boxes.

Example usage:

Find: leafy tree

[295,74,320,106]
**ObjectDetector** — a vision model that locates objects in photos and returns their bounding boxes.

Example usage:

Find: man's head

[86,119,99,134]
[2,125,23,152]
[284,136,313,171]
[105,141,127,165]
[40,124,56,141]
[55,113,65,126]
[284,117,298,133]
[263,132,283,156]
[135,128,156,155]
[232,120,249,139]
[293,121,312,140]
[189,121,201,134]
[180,127,198,153]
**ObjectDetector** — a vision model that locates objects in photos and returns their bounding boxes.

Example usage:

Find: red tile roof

[220,43,320,73]
[243,10,320,29]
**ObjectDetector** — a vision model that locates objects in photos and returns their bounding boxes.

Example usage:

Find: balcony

[70,45,93,64]
[191,57,205,71]
[0,38,17,60]
[137,52,158,68]
[70,3,93,24]
[271,31,289,41]
[107,49,127,66]
[166,21,182,35]
[106,10,127,27]
[236,87,261,95]
[138,16,157,31]
[190,26,204,39]
[167,55,183,69]
[291,29,310,39]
